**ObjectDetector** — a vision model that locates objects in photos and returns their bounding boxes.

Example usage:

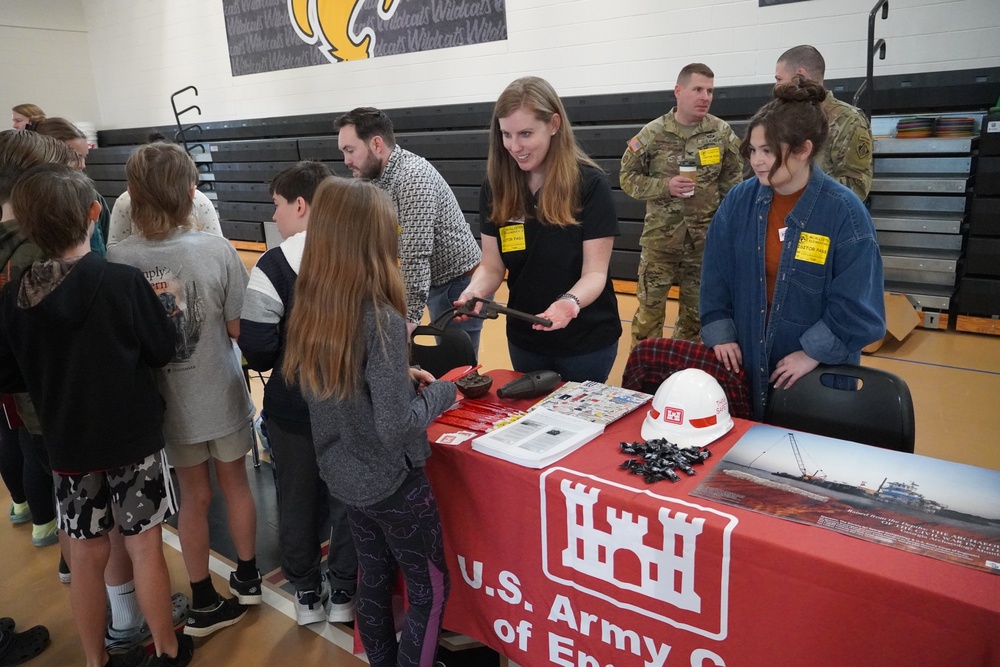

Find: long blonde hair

[283,177,405,400]
[486,76,599,227]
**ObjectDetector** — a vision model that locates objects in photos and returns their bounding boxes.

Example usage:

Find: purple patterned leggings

[347,468,450,667]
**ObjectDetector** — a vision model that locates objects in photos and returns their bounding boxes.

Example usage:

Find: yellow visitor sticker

[698,146,721,166]
[500,223,526,253]
[794,232,830,265]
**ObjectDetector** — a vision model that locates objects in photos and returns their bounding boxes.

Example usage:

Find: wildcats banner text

[223,0,508,76]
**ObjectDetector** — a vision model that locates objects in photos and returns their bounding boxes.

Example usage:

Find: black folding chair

[764,364,915,453]
[409,298,547,379]
[409,314,477,379]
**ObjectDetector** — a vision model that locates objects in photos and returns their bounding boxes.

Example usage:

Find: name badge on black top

[499,222,526,253]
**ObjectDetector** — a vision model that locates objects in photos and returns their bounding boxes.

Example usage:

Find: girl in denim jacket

[700,77,885,420]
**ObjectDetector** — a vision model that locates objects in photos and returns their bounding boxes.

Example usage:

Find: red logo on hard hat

[664,407,684,424]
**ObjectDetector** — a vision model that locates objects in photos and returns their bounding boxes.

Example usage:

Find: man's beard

[356,152,382,180]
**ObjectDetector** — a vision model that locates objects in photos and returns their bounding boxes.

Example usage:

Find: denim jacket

[700,166,885,420]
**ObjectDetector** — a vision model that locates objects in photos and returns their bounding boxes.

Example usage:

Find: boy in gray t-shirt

[108,142,261,638]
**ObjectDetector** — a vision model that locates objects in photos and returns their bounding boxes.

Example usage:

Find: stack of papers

[472,408,604,468]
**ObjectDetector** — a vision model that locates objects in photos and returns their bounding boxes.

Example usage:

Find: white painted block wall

[0,0,101,130]
[2,0,999,131]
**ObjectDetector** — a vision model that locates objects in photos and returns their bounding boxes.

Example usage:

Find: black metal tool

[454,297,553,328]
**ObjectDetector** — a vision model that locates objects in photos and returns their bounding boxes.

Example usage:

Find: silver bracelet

[557,292,581,308]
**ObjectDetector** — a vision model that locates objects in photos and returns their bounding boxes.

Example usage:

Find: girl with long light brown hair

[284,176,457,667]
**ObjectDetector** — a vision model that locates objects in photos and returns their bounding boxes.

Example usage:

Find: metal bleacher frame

[89,68,1000,292]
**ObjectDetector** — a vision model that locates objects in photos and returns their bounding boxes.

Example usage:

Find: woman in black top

[457,76,621,382]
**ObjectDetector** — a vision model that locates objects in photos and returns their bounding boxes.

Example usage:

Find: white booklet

[471,408,605,469]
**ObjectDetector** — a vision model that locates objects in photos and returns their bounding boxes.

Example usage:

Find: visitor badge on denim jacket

[794,232,830,265]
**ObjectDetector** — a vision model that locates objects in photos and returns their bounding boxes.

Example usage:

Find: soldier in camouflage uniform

[621,63,743,347]
[776,45,874,200]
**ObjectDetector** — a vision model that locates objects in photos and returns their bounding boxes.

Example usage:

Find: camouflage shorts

[55,449,177,539]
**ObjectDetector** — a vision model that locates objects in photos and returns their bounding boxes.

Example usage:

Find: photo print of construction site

[690,424,1000,573]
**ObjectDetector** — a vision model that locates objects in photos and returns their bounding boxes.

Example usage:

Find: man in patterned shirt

[336,108,484,353]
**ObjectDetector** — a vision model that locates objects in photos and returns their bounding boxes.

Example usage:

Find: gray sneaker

[106,593,190,652]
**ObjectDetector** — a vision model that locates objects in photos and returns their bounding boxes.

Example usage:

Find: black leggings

[0,420,55,525]
[347,468,449,667]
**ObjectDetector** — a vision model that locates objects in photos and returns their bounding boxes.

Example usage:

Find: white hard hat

[640,368,734,447]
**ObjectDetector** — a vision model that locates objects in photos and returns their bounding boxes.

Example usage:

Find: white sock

[107,581,144,631]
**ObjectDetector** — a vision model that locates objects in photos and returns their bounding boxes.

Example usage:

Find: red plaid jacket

[622,338,753,420]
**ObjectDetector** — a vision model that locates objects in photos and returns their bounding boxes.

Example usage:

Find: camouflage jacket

[0,219,43,435]
[620,111,743,252]
[816,92,873,200]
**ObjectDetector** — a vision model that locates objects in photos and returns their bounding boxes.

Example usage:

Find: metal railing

[170,85,205,154]
[853,0,889,120]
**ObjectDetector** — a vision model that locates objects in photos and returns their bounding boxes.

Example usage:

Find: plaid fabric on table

[622,338,753,420]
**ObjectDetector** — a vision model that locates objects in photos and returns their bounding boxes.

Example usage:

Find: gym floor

[2,272,998,665]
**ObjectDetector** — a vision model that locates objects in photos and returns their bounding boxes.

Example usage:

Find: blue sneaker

[9,502,31,524]
[31,520,58,547]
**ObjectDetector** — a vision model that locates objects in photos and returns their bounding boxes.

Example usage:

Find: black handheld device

[496,370,562,399]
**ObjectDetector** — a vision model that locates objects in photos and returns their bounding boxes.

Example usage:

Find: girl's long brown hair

[486,76,599,227]
[283,177,405,400]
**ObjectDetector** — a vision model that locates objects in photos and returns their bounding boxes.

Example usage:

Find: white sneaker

[294,577,330,626]
[327,587,356,623]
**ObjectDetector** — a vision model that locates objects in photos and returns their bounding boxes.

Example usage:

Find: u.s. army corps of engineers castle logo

[540,468,738,640]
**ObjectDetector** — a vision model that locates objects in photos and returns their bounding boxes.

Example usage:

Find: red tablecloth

[425,370,1000,667]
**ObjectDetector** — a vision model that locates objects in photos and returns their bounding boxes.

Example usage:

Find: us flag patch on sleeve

[628,135,643,152]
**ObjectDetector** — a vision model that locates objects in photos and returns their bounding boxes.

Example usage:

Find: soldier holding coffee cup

[621,63,742,345]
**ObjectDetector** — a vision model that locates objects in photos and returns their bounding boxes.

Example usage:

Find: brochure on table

[529,381,651,425]
[472,408,604,469]
[690,423,1000,574]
